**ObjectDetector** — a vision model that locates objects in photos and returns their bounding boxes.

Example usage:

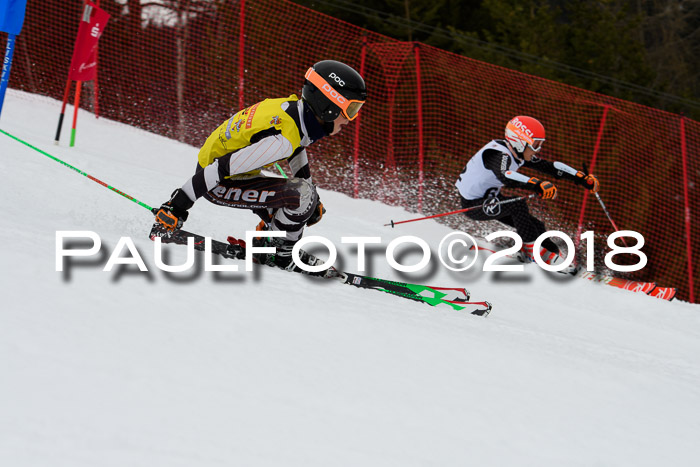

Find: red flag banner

[68,1,110,81]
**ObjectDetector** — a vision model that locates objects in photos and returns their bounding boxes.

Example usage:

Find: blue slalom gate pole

[0,33,17,120]
[1,0,28,120]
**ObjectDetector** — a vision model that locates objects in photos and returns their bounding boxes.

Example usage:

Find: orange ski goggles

[305,67,365,120]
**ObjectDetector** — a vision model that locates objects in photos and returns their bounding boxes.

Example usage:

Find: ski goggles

[529,138,545,152]
[305,67,365,120]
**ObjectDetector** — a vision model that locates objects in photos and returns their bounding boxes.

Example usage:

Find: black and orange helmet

[302,60,367,122]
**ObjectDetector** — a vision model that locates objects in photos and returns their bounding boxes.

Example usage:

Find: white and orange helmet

[505,116,545,154]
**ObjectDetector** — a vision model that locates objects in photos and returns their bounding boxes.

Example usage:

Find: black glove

[154,189,193,232]
[306,200,326,227]
[527,177,557,200]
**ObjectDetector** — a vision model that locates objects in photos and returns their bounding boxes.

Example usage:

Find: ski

[648,286,677,301]
[150,226,492,316]
[577,270,657,294]
[470,242,676,301]
[341,272,491,316]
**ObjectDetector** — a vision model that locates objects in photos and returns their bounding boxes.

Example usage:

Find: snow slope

[1,90,699,467]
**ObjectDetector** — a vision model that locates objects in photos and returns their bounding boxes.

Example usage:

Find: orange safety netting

[6,0,699,302]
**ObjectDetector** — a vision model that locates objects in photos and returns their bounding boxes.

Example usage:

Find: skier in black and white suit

[455,116,600,266]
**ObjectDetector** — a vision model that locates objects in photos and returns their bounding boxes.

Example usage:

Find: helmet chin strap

[505,141,524,160]
[322,120,335,135]
[310,110,336,136]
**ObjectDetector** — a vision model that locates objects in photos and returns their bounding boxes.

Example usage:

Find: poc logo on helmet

[328,72,345,86]
[322,83,347,105]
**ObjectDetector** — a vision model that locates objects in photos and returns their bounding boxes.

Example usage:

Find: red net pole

[414,42,424,212]
[238,0,246,110]
[94,0,100,118]
[680,116,695,302]
[576,104,609,243]
[353,35,367,199]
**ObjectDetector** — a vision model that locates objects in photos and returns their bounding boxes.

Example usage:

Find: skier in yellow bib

[153,60,366,270]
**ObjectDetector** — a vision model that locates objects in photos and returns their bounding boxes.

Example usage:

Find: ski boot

[522,242,580,275]
[251,234,333,277]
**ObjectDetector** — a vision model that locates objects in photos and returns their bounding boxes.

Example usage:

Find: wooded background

[290,0,699,120]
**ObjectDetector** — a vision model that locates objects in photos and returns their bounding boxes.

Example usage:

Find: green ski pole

[0,128,155,212]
